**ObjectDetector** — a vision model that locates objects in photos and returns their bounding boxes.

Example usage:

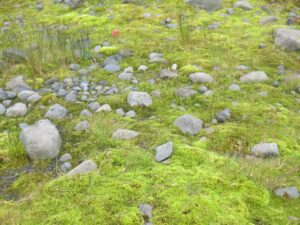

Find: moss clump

[98,46,119,56]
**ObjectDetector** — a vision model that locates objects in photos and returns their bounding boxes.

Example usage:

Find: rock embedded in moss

[251,142,279,158]
[112,129,139,140]
[234,0,253,10]
[44,104,68,119]
[240,71,269,83]
[185,0,222,12]
[275,187,299,199]
[189,72,214,83]
[155,141,173,162]
[174,114,203,135]
[274,28,300,51]
[127,91,153,107]
[215,108,231,123]
[66,159,97,176]
[20,119,62,160]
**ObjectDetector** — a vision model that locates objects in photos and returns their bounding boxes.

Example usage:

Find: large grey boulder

[240,71,269,83]
[112,129,139,140]
[6,76,31,93]
[45,104,68,119]
[6,103,27,117]
[127,91,153,107]
[20,119,62,160]
[251,142,279,158]
[274,28,300,51]
[275,187,299,199]
[185,0,222,11]
[189,73,214,83]
[174,114,203,135]
[66,159,97,176]
[155,141,173,162]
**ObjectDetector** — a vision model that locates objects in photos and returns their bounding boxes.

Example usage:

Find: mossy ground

[0,0,300,224]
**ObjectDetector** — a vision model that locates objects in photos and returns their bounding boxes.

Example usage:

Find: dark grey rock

[216,108,231,123]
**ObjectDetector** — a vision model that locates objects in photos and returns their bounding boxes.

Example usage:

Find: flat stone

[112,129,139,140]
[189,73,214,83]
[185,0,222,11]
[60,153,72,162]
[240,71,269,83]
[66,159,97,176]
[6,76,31,93]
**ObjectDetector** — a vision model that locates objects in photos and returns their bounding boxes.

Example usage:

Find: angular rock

[112,129,139,140]
[6,76,31,93]
[174,114,203,135]
[6,103,27,117]
[240,71,269,83]
[96,104,112,112]
[127,91,153,107]
[66,159,97,176]
[103,64,121,72]
[20,119,62,160]
[27,93,42,103]
[155,141,173,162]
[251,142,279,158]
[274,28,300,51]
[176,86,197,99]
[45,104,68,119]
[74,121,89,131]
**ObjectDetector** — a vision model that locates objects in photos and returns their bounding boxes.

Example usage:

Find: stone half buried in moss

[251,142,279,158]
[66,159,97,176]
[275,187,299,199]
[174,114,203,135]
[185,0,222,12]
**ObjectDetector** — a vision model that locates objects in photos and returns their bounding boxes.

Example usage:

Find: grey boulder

[20,119,62,160]
[240,71,269,83]
[127,91,153,107]
[174,114,203,135]
[189,72,214,83]
[6,103,27,117]
[251,142,279,158]
[274,28,300,51]
[45,104,68,119]
[6,76,31,93]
